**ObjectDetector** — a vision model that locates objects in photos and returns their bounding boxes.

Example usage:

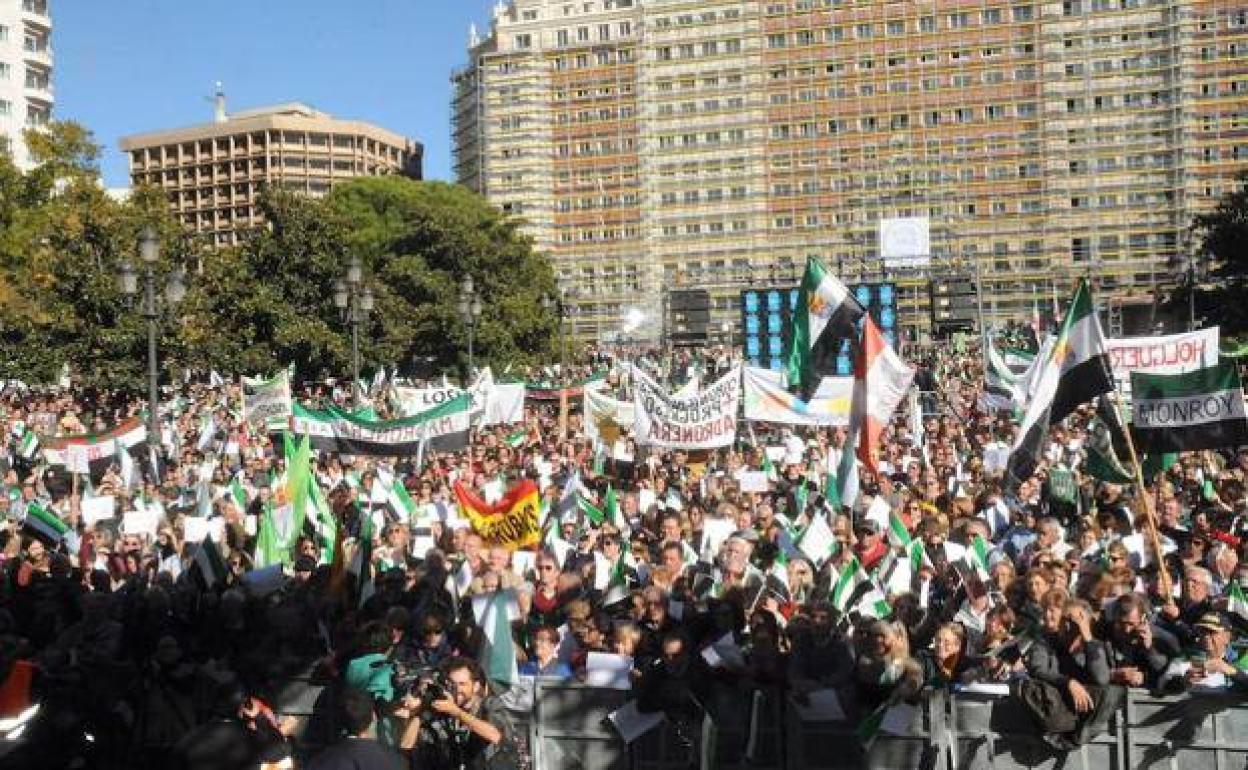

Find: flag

[116,438,136,491]
[1130,361,1248,454]
[796,512,837,566]
[554,470,586,522]
[286,434,312,552]
[307,474,337,564]
[229,477,248,510]
[853,316,914,475]
[454,479,543,550]
[603,484,621,528]
[887,513,912,549]
[388,478,418,522]
[1006,281,1114,485]
[578,495,606,527]
[474,590,519,687]
[853,584,892,620]
[197,414,216,452]
[23,502,68,544]
[505,429,526,449]
[353,502,376,607]
[785,256,865,397]
[830,556,870,614]
[1084,412,1134,485]
[209,370,225,389]
[191,536,228,590]
[253,500,286,569]
[762,453,778,483]
[982,337,1020,411]
[603,550,631,606]
[17,430,38,460]
[1228,581,1248,621]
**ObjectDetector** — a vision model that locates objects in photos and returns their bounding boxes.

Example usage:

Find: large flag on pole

[1130,362,1248,454]
[854,316,914,475]
[1007,280,1114,484]
[785,256,865,397]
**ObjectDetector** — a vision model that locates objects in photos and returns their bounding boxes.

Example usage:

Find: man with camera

[408,656,516,770]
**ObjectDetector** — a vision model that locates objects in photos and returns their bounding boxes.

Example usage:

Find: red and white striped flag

[854,317,915,475]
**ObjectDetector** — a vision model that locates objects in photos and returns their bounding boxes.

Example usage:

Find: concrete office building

[121,94,423,247]
[454,0,1248,342]
[0,0,53,171]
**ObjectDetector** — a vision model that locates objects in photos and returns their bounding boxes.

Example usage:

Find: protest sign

[242,370,292,429]
[631,365,741,450]
[1105,328,1218,395]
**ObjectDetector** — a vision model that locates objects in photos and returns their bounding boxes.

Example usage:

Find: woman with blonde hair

[853,619,923,714]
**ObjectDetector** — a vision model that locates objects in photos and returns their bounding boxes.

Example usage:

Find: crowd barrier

[271,677,1248,770]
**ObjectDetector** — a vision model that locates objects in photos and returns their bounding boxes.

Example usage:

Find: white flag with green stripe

[1130,361,1248,454]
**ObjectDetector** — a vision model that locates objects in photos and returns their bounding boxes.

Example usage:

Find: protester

[0,330,1243,770]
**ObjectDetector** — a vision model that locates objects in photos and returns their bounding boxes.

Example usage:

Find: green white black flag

[1130,361,1248,454]
[1007,281,1114,484]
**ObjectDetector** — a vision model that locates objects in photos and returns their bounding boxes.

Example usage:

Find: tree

[0,122,202,390]
[1172,172,1248,337]
[179,177,558,381]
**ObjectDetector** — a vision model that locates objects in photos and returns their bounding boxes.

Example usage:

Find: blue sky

[54,1,493,188]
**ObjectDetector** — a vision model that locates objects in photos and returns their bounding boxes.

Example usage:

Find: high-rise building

[454,0,1248,343]
[0,0,54,170]
[121,96,423,247]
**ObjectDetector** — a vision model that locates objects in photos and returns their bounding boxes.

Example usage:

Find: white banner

[742,367,853,426]
[585,386,636,441]
[1105,328,1219,393]
[394,369,494,419]
[242,371,292,428]
[483,381,526,426]
[631,365,741,449]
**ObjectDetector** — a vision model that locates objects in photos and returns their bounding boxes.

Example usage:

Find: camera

[416,677,447,705]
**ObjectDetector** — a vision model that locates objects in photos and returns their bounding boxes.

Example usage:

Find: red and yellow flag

[453,479,542,550]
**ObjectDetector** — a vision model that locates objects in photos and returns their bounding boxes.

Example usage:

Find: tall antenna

[213,82,227,123]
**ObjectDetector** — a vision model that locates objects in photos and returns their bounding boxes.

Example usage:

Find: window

[948,12,970,28]
[599,23,610,40]
[1013,5,1034,21]
[0,63,8,79]
[514,34,532,48]
[982,8,1002,23]
[919,16,936,32]
[0,100,9,117]
[856,23,874,38]
[887,20,905,35]
[557,29,569,45]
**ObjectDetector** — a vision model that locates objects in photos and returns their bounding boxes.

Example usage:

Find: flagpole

[1111,390,1174,603]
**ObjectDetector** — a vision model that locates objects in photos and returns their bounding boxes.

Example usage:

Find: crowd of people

[0,339,1245,770]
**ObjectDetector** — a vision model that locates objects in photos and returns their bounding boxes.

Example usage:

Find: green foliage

[180,177,559,382]
[1173,172,1248,335]
[0,126,558,389]
[0,123,198,389]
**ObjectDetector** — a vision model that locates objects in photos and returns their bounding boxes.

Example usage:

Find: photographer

[409,656,516,770]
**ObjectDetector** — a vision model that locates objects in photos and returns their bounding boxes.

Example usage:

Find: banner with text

[242,370,293,430]
[1105,328,1219,394]
[631,365,741,449]
[743,366,853,426]
[291,394,471,456]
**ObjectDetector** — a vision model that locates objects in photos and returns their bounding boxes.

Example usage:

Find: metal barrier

[269,678,1248,770]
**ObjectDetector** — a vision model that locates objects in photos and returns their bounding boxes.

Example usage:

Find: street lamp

[118,226,187,478]
[458,275,483,378]
[1184,253,1207,332]
[334,255,374,405]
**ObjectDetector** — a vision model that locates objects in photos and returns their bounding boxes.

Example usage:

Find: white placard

[65,444,90,475]
[182,516,213,543]
[80,495,115,525]
[123,510,159,536]
[585,652,633,690]
[738,471,770,493]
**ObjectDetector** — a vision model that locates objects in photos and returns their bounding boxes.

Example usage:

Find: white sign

[243,371,292,428]
[1105,328,1219,392]
[631,365,741,450]
[879,217,931,270]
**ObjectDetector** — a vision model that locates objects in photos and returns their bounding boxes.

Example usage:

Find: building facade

[454,0,1248,342]
[121,101,423,248]
[0,0,53,170]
